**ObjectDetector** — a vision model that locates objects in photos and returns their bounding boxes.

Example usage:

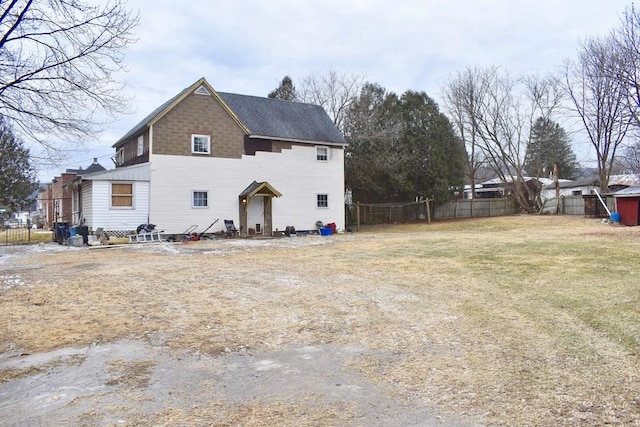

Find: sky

[37,0,632,181]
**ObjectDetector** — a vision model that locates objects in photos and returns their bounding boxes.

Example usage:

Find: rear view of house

[78,77,346,236]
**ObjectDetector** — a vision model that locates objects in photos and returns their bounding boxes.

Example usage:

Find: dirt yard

[1,215,640,426]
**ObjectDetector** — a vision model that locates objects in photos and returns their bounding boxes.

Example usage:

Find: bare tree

[0,0,139,155]
[620,139,640,174]
[562,36,632,193]
[298,68,366,132]
[441,66,494,200]
[443,66,562,212]
[612,4,640,127]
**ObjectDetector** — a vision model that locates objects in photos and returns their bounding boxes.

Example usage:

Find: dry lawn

[1,215,640,426]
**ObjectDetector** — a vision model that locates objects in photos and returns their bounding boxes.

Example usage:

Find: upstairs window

[137,135,144,156]
[317,193,328,208]
[111,183,133,208]
[316,146,329,161]
[115,148,125,166]
[193,191,208,208]
[192,134,211,154]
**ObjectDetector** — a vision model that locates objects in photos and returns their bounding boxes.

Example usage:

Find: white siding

[149,145,345,234]
[89,180,150,231]
[82,182,93,227]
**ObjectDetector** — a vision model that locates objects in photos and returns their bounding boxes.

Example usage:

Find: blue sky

[37,0,632,180]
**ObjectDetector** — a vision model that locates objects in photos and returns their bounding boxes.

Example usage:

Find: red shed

[613,187,640,226]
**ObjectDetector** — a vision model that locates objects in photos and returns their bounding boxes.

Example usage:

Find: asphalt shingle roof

[217,92,345,145]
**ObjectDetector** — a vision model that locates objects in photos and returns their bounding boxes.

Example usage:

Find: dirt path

[0,340,474,426]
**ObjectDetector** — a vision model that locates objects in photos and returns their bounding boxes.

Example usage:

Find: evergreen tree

[524,117,578,179]
[268,76,298,101]
[0,117,38,213]
[399,91,466,202]
[344,83,402,202]
[344,84,466,203]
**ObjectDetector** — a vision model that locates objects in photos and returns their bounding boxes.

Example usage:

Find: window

[192,134,211,154]
[316,146,329,161]
[137,135,144,156]
[317,193,328,208]
[111,183,133,208]
[193,191,208,208]
[115,148,125,166]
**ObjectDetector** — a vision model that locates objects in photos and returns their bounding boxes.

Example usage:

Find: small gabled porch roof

[239,181,283,199]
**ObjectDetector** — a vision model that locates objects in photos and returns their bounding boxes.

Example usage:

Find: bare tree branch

[562,35,632,192]
[0,0,139,153]
[298,68,366,132]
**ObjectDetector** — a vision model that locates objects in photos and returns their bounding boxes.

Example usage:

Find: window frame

[192,190,209,208]
[192,134,211,154]
[316,193,329,209]
[316,146,329,162]
[110,182,134,209]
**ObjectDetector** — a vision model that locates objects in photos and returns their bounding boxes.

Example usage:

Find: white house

[73,77,346,237]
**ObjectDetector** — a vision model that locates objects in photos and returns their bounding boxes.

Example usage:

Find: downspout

[593,188,611,217]
[148,125,153,225]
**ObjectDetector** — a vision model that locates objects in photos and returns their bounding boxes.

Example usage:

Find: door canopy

[239,181,283,201]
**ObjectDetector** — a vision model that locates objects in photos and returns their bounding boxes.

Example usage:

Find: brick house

[39,159,105,229]
[72,77,346,236]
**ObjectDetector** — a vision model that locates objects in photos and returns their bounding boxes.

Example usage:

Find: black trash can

[77,225,89,244]
[53,222,70,244]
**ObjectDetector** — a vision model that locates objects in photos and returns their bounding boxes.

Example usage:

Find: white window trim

[192,134,211,154]
[192,190,209,208]
[316,193,329,209]
[137,135,144,156]
[110,182,135,210]
[316,146,329,162]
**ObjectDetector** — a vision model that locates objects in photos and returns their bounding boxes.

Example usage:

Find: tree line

[3,1,640,215]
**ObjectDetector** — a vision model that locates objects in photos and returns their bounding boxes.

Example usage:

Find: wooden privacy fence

[434,198,519,219]
[539,196,585,215]
[350,197,521,228]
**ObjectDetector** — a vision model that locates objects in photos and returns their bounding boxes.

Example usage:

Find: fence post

[426,199,431,223]
[356,202,360,232]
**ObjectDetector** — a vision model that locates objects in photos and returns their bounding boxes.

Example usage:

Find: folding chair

[224,219,239,237]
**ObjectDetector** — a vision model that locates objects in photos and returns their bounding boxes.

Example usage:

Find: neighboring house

[39,158,106,228]
[466,176,553,200]
[539,178,596,200]
[608,174,640,193]
[72,77,346,236]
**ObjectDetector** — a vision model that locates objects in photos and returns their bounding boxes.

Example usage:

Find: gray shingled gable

[217,92,345,145]
[113,87,189,148]
[114,81,345,148]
